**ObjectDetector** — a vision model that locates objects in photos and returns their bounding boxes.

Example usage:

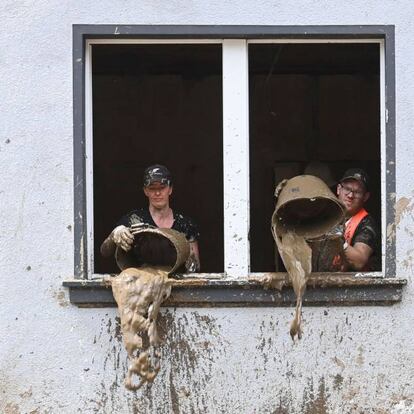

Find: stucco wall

[1,1,414,413]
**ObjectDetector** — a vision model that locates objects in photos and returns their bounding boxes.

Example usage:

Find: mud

[270,175,344,340]
[259,273,288,291]
[274,229,311,340]
[116,227,190,274]
[107,228,191,390]
[308,229,344,272]
[110,266,173,390]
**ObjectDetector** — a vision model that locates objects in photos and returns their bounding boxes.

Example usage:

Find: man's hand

[185,254,199,273]
[112,225,134,252]
[343,242,373,271]
[130,222,155,235]
[274,179,288,199]
[185,241,200,273]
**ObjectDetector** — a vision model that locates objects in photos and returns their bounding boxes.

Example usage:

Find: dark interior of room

[92,44,223,274]
[249,43,381,272]
[92,42,381,274]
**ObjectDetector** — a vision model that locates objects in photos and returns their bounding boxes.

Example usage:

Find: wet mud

[270,175,345,340]
[274,229,311,340]
[109,228,191,390]
[110,266,172,390]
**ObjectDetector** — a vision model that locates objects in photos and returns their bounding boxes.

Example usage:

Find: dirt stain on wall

[387,196,413,243]
[302,377,328,414]
[395,197,413,227]
[4,403,20,414]
[51,290,69,307]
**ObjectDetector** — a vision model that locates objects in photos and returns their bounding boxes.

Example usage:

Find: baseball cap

[143,164,172,187]
[340,168,369,190]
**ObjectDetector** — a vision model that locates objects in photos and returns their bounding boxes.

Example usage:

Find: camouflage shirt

[351,214,380,271]
[351,214,378,251]
[311,214,380,272]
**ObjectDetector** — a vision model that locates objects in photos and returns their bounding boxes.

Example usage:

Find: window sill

[62,273,406,308]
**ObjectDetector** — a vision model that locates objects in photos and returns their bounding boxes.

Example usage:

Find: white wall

[1,1,414,413]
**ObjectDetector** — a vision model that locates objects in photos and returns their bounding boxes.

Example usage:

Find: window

[248,41,383,273]
[91,43,224,275]
[68,25,402,306]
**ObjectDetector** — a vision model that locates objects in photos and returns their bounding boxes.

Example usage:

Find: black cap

[143,164,172,187]
[340,168,369,190]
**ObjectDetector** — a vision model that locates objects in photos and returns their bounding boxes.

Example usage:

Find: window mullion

[222,39,250,277]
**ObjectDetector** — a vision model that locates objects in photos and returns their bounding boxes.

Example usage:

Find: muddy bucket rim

[273,176,345,240]
[115,227,190,274]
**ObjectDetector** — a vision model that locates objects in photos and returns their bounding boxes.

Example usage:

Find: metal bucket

[115,228,190,274]
[272,175,345,239]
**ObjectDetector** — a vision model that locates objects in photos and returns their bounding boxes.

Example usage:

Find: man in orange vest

[336,168,379,271]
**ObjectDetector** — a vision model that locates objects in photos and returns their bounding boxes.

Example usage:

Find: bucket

[272,175,345,239]
[115,228,190,274]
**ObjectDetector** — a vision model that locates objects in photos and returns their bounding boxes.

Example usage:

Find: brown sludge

[308,232,344,272]
[111,228,190,390]
[270,175,345,340]
[110,266,172,390]
[274,230,311,340]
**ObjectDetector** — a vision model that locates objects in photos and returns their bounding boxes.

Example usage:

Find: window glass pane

[93,44,223,273]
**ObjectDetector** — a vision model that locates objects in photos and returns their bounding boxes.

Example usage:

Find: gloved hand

[326,224,345,242]
[112,225,134,252]
[274,179,288,200]
[185,254,200,273]
[308,223,345,243]
[129,222,155,235]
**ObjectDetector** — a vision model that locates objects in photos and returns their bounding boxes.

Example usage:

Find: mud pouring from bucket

[108,227,190,390]
[271,175,345,340]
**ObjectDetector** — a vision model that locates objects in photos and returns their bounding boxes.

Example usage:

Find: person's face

[143,182,172,209]
[337,179,369,216]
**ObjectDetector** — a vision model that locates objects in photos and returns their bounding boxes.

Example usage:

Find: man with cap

[100,164,200,272]
[335,168,379,271]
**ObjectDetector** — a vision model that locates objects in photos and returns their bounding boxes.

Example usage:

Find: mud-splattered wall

[1,1,414,413]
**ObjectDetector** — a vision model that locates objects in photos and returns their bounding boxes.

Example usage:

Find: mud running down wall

[110,266,173,390]
[109,227,190,390]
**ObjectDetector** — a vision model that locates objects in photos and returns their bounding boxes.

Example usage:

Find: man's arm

[190,241,200,271]
[343,215,377,271]
[184,241,200,273]
[343,242,373,271]
[100,234,117,258]
[100,225,134,258]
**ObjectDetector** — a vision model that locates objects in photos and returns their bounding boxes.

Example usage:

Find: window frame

[72,25,396,287]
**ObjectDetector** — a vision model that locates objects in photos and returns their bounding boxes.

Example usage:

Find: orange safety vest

[344,208,369,244]
[333,208,369,271]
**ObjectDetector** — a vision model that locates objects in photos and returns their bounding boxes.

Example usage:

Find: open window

[249,42,382,273]
[67,26,403,307]
[91,43,224,275]
[83,37,389,279]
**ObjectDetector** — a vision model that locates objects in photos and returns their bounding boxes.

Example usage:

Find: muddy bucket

[272,175,345,239]
[115,228,190,274]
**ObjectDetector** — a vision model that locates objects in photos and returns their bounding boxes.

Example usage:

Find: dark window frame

[67,24,405,307]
